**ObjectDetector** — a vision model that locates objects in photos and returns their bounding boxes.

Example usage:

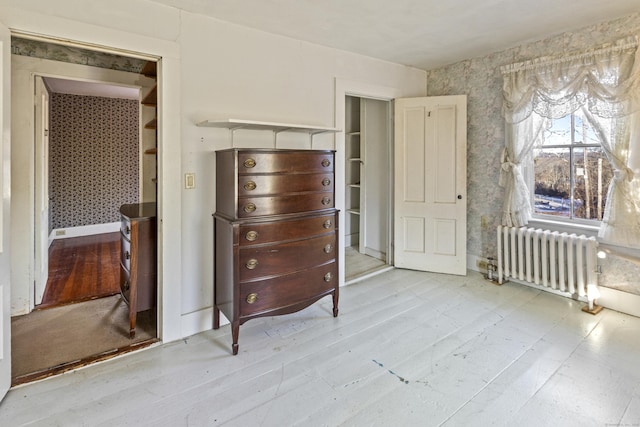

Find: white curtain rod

[501,36,639,75]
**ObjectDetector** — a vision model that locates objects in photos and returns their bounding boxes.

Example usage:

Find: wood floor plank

[3,269,640,427]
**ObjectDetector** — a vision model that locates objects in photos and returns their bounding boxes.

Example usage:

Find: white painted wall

[1,1,426,341]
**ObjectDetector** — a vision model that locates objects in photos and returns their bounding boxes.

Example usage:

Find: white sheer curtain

[500,36,640,246]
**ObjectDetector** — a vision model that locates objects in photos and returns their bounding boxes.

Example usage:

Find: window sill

[528,217,600,238]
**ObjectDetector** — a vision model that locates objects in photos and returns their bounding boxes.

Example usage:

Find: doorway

[344,95,394,282]
[10,37,159,385]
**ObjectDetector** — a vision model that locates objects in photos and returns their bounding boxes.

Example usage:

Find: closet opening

[344,95,394,282]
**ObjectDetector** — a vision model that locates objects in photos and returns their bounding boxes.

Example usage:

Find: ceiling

[148,0,640,69]
[44,77,140,100]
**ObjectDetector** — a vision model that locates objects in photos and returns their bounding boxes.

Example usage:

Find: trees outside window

[533,111,613,222]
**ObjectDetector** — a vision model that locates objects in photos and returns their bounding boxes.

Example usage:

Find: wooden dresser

[120,202,157,338]
[213,148,339,354]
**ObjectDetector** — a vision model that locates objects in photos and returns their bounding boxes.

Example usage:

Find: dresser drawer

[120,235,131,272]
[238,172,334,197]
[121,217,132,238]
[239,261,338,318]
[239,233,336,281]
[239,213,336,246]
[238,193,334,218]
[238,151,334,174]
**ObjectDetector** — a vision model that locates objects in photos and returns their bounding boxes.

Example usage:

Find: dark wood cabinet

[119,202,157,338]
[213,149,339,354]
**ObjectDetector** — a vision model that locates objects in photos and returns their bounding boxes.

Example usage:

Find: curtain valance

[501,36,640,125]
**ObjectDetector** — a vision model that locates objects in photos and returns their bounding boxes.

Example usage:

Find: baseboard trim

[49,222,120,245]
[598,286,640,318]
[181,307,220,338]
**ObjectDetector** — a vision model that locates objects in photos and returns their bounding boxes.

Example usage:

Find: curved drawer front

[238,151,334,174]
[238,173,334,197]
[240,261,338,318]
[120,237,131,272]
[239,233,336,281]
[239,212,336,246]
[120,218,131,238]
[238,193,334,218]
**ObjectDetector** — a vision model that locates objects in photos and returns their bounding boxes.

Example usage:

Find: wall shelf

[197,118,340,134]
[197,118,340,148]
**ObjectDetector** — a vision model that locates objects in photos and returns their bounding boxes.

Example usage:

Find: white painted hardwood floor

[2,268,640,426]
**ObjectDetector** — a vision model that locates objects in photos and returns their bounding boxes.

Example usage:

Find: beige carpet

[11,295,156,380]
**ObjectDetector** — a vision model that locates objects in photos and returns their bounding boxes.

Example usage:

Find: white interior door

[394,96,467,275]
[34,76,50,305]
[0,18,12,402]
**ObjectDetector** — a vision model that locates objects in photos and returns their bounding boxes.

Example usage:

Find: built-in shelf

[145,148,157,155]
[144,118,157,130]
[196,118,340,134]
[347,209,361,215]
[346,131,361,136]
[348,158,362,162]
[141,86,157,106]
[348,184,361,188]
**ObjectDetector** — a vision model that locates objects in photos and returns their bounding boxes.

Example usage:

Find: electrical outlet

[185,173,196,189]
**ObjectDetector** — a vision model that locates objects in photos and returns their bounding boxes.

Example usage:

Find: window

[532,111,614,223]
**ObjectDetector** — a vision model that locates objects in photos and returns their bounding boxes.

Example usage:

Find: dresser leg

[332,289,339,317]
[213,305,220,329]
[232,321,240,355]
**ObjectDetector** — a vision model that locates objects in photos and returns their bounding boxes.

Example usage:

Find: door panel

[394,96,467,275]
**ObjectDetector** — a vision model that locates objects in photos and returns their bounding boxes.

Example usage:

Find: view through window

[533,111,614,221]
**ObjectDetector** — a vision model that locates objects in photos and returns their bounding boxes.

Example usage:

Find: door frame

[8,27,183,342]
[32,71,151,308]
[334,79,401,285]
[33,75,50,305]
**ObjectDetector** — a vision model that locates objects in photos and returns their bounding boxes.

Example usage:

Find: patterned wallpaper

[426,12,640,294]
[11,37,146,73]
[49,93,139,230]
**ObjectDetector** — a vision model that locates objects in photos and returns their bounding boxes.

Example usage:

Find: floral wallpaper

[49,93,139,230]
[11,37,146,73]
[427,12,640,295]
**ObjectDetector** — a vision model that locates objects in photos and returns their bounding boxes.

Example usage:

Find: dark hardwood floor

[39,232,121,309]
[12,231,158,385]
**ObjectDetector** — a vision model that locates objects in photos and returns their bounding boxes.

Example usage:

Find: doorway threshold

[11,338,159,387]
[346,265,395,285]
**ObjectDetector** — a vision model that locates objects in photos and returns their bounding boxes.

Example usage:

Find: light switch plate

[185,173,196,189]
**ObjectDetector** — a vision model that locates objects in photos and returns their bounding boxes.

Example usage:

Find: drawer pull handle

[322,178,331,187]
[245,230,258,241]
[324,272,333,282]
[246,293,258,304]
[323,219,332,229]
[125,251,130,260]
[123,280,130,291]
[246,259,259,270]
[324,244,332,254]
[321,197,331,205]
[243,203,257,213]
[321,158,331,168]
[125,226,130,235]
[243,158,256,168]
[244,181,257,191]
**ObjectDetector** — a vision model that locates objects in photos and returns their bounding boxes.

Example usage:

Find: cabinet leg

[332,289,339,317]
[232,321,239,355]
[213,305,220,329]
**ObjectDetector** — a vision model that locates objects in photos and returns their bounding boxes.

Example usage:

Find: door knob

[457,195,462,199]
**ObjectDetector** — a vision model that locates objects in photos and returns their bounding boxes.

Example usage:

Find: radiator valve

[486,257,497,282]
